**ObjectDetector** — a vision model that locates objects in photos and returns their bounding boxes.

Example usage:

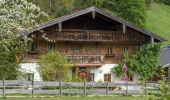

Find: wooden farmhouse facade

[20,7,165,82]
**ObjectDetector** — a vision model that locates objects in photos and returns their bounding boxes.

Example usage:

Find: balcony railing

[55,31,146,42]
[65,55,104,64]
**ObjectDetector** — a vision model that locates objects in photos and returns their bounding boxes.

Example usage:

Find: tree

[74,0,104,9]
[154,0,170,5]
[113,43,161,81]
[0,0,47,80]
[113,43,161,96]
[28,0,75,18]
[38,51,71,81]
[115,0,146,28]
[163,0,170,5]
[28,0,117,19]
[74,0,116,11]
[145,0,153,10]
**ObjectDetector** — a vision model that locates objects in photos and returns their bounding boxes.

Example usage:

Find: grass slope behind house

[146,3,170,45]
[105,3,170,45]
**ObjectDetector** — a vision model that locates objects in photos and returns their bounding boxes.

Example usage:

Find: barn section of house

[20,7,165,82]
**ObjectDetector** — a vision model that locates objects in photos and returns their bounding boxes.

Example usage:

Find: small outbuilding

[160,45,170,81]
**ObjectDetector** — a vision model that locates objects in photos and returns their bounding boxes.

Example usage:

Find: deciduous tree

[0,0,47,79]
[28,0,75,18]
[115,0,146,28]
[113,43,161,81]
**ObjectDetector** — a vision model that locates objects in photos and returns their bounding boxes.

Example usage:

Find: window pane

[71,44,82,53]
[30,43,37,52]
[48,43,55,51]
[104,74,111,82]
[90,73,94,82]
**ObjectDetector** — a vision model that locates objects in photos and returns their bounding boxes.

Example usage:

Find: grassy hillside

[146,3,170,45]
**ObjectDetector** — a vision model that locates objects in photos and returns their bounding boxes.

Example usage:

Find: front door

[78,67,90,81]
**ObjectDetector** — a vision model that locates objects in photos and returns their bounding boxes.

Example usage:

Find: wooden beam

[58,22,62,32]
[55,24,58,31]
[123,24,126,34]
[92,11,95,19]
[150,37,154,43]
[56,29,116,33]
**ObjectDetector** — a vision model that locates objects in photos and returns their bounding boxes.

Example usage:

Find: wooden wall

[25,13,150,64]
[24,40,138,64]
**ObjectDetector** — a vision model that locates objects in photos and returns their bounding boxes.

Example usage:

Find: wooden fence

[0,80,159,97]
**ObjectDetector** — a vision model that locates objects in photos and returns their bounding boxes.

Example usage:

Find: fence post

[83,80,86,96]
[145,81,147,96]
[126,81,128,96]
[32,73,34,97]
[106,82,109,95]
[59,81,62,97]
[2,77,5,98]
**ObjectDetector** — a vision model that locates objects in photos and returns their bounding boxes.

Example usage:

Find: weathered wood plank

[0,89,157,95]
[0,80,24,86]
[34,90,60,94]
[61,82,84,87]
[34,81,59,87]
[0,89,32,94]
[61,89,83,94]
[0,89,60,94]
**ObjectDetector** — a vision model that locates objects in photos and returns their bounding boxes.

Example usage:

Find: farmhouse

[20,7,165,82]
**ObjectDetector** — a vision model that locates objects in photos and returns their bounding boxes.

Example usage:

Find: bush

[38,51,71,81]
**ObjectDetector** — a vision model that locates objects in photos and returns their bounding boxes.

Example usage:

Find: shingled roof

[28,6,166,42]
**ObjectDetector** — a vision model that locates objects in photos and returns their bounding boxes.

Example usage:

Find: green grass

[108,3,170,45]
[0,96,145,100]
[146,3,170,45]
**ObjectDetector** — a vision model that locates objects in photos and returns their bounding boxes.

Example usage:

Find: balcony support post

[59,22,62,32]
[92,11,95,19]
[123,24,126,34]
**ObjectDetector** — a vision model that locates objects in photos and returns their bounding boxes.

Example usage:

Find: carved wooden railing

[56,31,147,42]
[65,55,104,64]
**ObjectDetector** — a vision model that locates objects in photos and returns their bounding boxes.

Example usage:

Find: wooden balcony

[65,55,104,64]
[55,31,147,42]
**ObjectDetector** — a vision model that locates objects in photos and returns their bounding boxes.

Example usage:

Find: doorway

[78,67,90,81]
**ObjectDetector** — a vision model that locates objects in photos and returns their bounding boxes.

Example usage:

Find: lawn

[146,3,170,45]
[0,96,144,100]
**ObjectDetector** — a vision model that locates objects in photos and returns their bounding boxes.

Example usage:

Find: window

[29,43,37,53]
[90,73,95,82]
[25,73,33,81]
[79,67,87,72]
[127,73,133,81]
[139,44,145,50]
[164,67,169,78]
[124,47,128,53]
[47,43,55,51]
[107,47,112,55]
[104,74,111,82]
[71,44,82,53]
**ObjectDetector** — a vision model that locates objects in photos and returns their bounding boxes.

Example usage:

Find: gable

[28,6,165,42]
